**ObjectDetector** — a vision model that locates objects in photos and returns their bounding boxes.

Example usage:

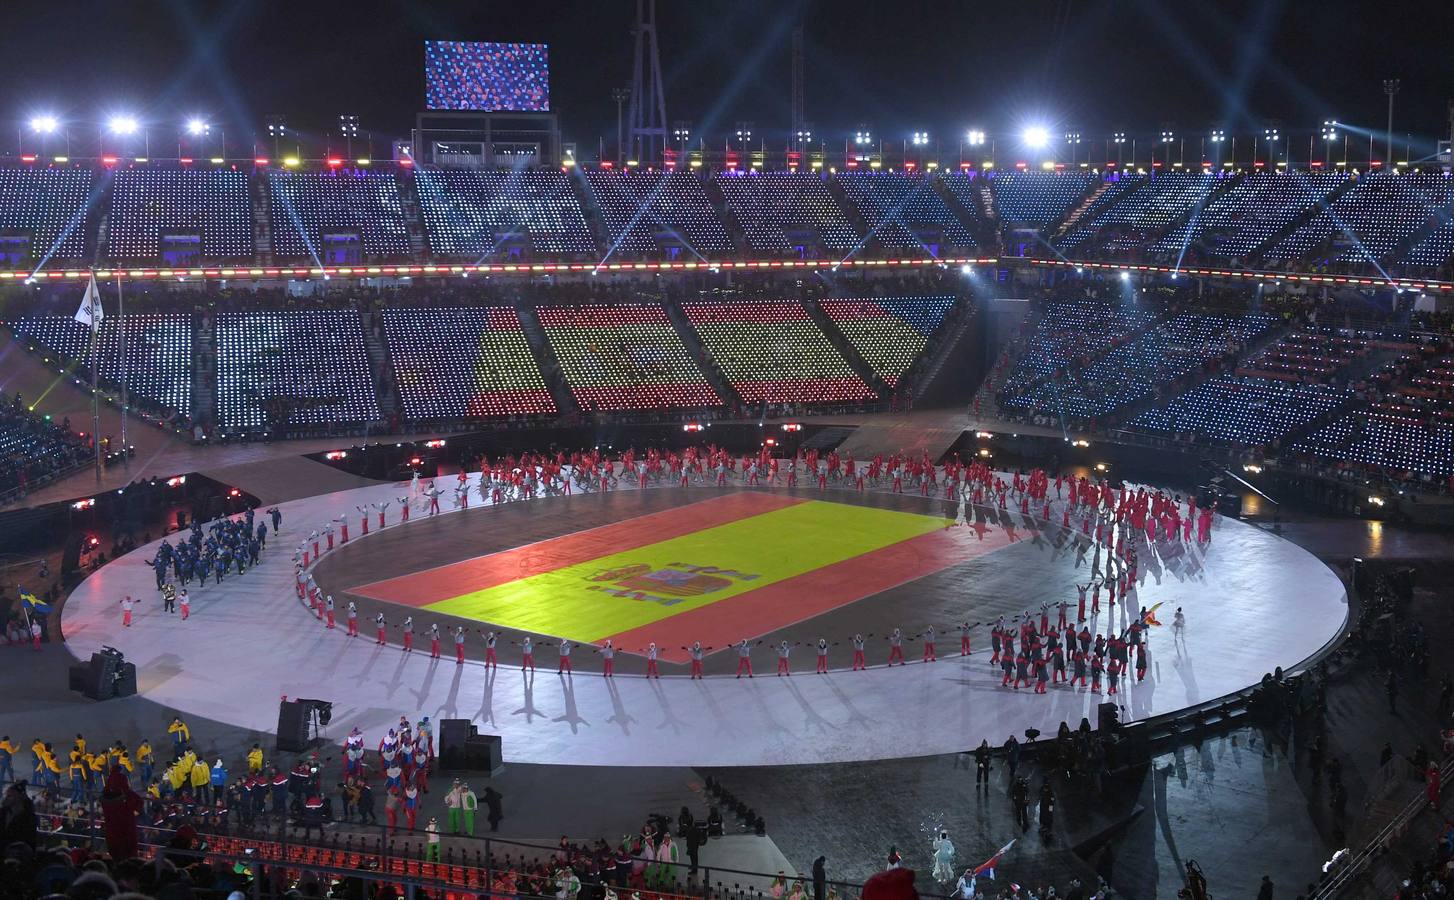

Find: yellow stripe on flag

[424,500,950,641]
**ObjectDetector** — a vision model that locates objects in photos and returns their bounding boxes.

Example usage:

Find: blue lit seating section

[584,170,733,256]
[0,407,88,491]
[1051,175,1146,250]
[1264,172,1454,264]
[382,306,556,420]
[1000,300,1159,400]
[1057,172,1217,253]
[1398,215,1454,269]
[10,314,193,416]
[0,165,94,260]
[414,168,596,257]
[682,299,874,404]
[215,310,379,431]
[1294,403,1454,476]
[1130,374,1349,444]
[536,301,722,411]
[107,167,254,260]
[987,172,1099,229]
[1008,311,1275,418]
[266,169,410,258]
[1151,171,1345,259]
[818,296,957,387]
[834,172,976,250]
[713,172,859,253]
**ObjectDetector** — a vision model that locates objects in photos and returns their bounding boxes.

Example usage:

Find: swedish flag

[19,588,52,616]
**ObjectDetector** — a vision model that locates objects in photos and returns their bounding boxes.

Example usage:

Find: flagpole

[117,272,127,457]
[89,269,102,484]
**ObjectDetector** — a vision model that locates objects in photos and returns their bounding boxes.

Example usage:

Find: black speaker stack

[68,647,137,701]
[276,701,312,752]
[438,719,503,775]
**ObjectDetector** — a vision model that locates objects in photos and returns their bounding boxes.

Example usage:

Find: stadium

[0,2,1452,898]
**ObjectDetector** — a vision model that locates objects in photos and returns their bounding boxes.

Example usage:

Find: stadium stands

[1294,404,1454,476]
[106,167,254,261]
[834,172,976,250]
[584,170,733,256]
[0,165,94,261]
[11,314,193,416]
[536,301,721,412]
[714,172,859,254]
[415,168,596,257]
[0,403,89,494]
[682,298,875,405]
[266,169,411,260]
[1397,215,1454,270]
[382,306,556,420]
[988,171,1099,229]
[1057,172,1216,252]
[1237,326,1372,382]
[1263,171,1454,264]
[999,299,1160,399]
[1151,171,1345,260]
[818,296,957,387]
[1130,374,1350,445]
[215,310,379,432]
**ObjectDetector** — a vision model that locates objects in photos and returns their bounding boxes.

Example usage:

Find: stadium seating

[988,171,1099,229]
[1030,311,1273,418]
[1130,374,1350,445]
[382,306,556,420]
[0,165,94,260]
[818,296,957,387]
[682,299,874,404]
[1294,404,1454,476]
[107,167,254,260]
[266,169,411,259]
[714,172,859,253]
[11,314,193,416]
[1397,216,1454,270]
[414,168,596,257]
[584,170,733,256]
[1264,172,1454,264]
[536,301,722,411]
[1057,172,1216,252]
[834,172,976,250]
[1051,176,1146,250]
[1237,326,1371,382]
[1000,299,1159,398]
[1150,171,1345,259]
[0,406,88,493]
[215,310,379,432]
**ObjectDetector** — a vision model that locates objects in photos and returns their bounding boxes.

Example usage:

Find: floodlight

[30,115,58,134]
[186,119,209,135]
[108,115,139,135]
[1022,126,1049,148]
[966,130,985,146]
[1119,270,1130,281]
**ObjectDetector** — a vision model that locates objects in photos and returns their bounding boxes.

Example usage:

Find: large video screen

[424,40,550,112]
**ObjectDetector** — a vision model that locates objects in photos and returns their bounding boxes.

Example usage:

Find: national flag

[19,588,53,616]
[1142,601,1164,626]
[972,839,1015,879]
[74,274,104,330]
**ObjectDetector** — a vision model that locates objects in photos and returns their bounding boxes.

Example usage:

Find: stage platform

[60,471,1347,768]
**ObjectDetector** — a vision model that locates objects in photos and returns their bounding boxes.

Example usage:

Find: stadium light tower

[265,114,288,159]
[339,114,360,157]
[672,120,692,150]
[1064,131,1081,165]
[1208,129,1225,167]
[182,118,209,160]
[612,88,630,164]
[734,121,754,154]
[107,114,146,158]
[1022,126,1049,149]
[26,114,59,158]
[1111,132,1126,166]
[1383,79,1400,165]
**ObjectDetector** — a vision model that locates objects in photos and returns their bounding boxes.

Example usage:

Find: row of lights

[31,114,211,136]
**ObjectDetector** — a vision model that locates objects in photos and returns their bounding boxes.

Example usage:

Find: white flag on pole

[74,274,103,330]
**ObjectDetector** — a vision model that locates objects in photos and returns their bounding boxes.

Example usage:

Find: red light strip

[1,256,1446,292]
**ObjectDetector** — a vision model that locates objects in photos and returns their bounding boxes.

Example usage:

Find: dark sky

[4,0,1452,155]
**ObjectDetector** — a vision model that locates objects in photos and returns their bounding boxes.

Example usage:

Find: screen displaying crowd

[424,40,550,112]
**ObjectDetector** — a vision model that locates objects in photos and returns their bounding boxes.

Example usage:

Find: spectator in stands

[1,780,38,848]
[98,765,142,862]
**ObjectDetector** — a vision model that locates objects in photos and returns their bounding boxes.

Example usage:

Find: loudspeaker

[462,735,503,774]
[437,719,502,774]
[114,663,137,697]
[68,664,90,693]
[439,719,473,754]
[276,701,310,752]
[84,651,121,700]
[1097,702,1120,734]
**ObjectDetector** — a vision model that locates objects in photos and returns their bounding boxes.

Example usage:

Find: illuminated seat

[584,170,732,256]
[987,171,1099,230]
[382,306,555,420]
[0,165,94,261]
[215,310,379,433]
[12,313,193,416]
[818,296,958,387]
[682,299,874,405]
[107,167,253,261]
[714,172,859,253]
[835,172,976,250]
[266,168,410,260]
[1266,171,1454,264]
[1131,374,1350,444]
[537,301,721,411]
[414,168,595,257]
